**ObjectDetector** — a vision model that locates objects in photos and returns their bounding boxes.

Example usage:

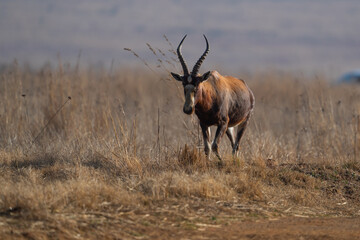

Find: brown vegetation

[0,62,360,239]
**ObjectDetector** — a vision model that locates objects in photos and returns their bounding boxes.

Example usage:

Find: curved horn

[191,34,209,76]
[176,35,189,75]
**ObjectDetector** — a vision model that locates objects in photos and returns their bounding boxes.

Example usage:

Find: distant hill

[1,0,359,74]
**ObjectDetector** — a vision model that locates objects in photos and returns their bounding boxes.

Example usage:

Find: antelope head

[171,35,211,115]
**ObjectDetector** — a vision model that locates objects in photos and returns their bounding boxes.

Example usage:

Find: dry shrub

[247,157,268,179]
[137,172,236,200]
[0,168,138,218]
[227,174,264,201]
[61,178,136,211]
[288,189,319,206]
[177,144,208,172]
[41,164,74,182]
[0,170,51,219]
[0,64,360,220]
[279,170,317,189]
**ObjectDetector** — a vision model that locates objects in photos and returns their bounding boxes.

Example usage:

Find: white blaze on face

[187,76,192,83]
[183,84,196,113]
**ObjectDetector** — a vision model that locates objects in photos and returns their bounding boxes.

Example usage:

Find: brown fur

[171,35,254,161]
[194,70,255,160]
[195,71,254,127]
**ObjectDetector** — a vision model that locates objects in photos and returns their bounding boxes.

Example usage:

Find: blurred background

[0,0,359,76]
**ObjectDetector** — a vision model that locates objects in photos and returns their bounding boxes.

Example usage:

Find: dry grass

[0,61,360,238]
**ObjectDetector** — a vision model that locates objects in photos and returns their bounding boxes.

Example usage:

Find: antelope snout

[183,105,194,115]
[183,85,196,115]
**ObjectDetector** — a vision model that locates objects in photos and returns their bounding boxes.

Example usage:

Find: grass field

[0,61,360,239]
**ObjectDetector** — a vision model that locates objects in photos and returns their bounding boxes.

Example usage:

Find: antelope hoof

[232,149,239,157]
[205,151,211,160]
[211,143,218,152]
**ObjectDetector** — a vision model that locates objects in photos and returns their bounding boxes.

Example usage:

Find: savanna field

[1,60,360,239]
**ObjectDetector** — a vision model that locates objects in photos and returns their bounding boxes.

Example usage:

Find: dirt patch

[2,210,359,239]
[201,217,360,240]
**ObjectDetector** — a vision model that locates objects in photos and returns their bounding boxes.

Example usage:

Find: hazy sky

[1,0,359,75]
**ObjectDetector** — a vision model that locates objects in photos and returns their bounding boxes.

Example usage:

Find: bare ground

[1,203,360,239]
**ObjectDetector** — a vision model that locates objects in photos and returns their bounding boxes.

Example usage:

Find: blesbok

[171,35,255,162]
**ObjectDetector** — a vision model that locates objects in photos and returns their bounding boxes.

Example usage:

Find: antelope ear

[201,71,211,82]
[171,72,183,81]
